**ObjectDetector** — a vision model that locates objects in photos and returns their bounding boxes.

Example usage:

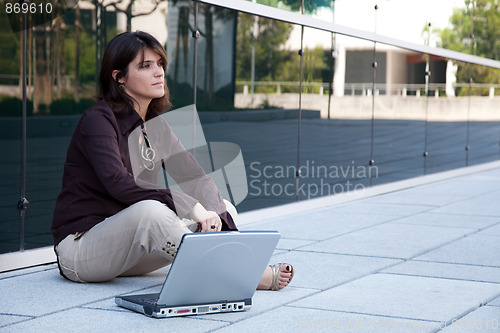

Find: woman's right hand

[189,203,222,232]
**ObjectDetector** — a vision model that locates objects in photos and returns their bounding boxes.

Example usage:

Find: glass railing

[1,0,500,256]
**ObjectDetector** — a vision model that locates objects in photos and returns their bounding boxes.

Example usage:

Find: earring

[119,84,125,90]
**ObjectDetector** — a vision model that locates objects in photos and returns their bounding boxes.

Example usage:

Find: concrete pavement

[1,161,500,332]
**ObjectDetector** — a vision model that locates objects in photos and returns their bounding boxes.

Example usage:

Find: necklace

[140,128,156,171]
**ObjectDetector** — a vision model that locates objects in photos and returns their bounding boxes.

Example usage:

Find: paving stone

[240,208,398,241]
[206,286,317,322]
[299,223,472,259]
[489,296,500,307]
[0,315,32,328]
[477,223,500,237]
[416,234,500,267]
[83,286,161,312]
[4,160,500,332]
[85,285,317,323]
[409,179,500,197]
[363,191,468,206]
[291,274,500,322]
[275,238,316,250]
[0,266,169,317]
[1,307,227,332]
[462,168,500,180]
[211,306,437,333]
[268,250,400,290]
[430,191,500,217]
[382,261,500,284]
[440,306,500,332]
[323,202,434,216]
[390,212,499,230]
[0,264,58,280]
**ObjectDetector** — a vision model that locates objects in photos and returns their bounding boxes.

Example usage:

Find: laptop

[115,230,280,318]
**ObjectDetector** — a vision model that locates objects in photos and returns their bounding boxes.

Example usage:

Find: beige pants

[55,199,237,283]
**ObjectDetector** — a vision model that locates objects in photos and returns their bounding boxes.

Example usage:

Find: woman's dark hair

[97,31,172,116]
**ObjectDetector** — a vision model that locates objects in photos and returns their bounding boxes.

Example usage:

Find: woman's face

[119,48,165,111]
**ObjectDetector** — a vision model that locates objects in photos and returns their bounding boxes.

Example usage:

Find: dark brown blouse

[52,100,236,246]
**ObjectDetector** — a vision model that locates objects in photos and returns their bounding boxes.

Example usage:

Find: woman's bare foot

[257,263,294,290]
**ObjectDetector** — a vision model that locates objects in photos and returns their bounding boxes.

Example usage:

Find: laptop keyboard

[137,297,157,305]
[126,293,159,305]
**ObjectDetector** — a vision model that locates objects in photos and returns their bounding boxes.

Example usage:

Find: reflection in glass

[167,1,236,111]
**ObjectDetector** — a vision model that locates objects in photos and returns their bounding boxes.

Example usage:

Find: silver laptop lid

[157,231,280,307]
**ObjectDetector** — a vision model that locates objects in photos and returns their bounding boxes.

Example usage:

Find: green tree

[439,0,500,95]
[236,13,293,82]
[281,0,333,14]
[0,13,20,78]
[235,1,331,91]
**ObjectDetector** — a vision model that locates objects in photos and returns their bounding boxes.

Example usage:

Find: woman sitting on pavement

[51,31,294,290]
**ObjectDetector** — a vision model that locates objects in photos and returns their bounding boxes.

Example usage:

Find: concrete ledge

[198,109,320,123]
[236,94,500,121]
[0,246,56,273]
[0,109,321,139]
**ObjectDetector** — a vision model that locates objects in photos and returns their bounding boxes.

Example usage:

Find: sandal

[269,263,294,291]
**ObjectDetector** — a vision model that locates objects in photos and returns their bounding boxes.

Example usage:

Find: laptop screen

[157,231,280,306]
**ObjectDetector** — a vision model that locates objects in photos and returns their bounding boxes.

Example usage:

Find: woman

[52,31,293,290]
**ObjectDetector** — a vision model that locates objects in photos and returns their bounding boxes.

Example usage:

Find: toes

[280,281,289,289]
[277,264,293,288]
[278,277,289,284]
[279,264,292,273]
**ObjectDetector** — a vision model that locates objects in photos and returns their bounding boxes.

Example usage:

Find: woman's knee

[130,200,177,223]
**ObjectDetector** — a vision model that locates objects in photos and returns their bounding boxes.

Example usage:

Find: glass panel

[18,3,114,251]
[180,6,300,211]
[0,12,24,253]
[299,30,372,199]
[466,65,500,166]
[231,9,299,210]
[370,49,427,185]
[425,58,468,174]
[166,1,199,109]
[233,11,295,109]
[0,4,105,253]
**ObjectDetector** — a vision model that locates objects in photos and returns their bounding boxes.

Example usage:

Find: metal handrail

[197,0,500,69]
[235,81,500,95]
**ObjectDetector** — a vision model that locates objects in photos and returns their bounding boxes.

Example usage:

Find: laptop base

[115,295,252,318]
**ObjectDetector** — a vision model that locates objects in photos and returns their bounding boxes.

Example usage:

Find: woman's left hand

[189,203,222,232]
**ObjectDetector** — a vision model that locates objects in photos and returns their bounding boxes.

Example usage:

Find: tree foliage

[236,13,294,82]
[439,0,500,93]
[236,12,328,88]
[280,0,333,14]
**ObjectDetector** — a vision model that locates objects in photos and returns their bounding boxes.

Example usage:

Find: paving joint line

[285,304,442,325]
[433,294,500,333]
[380,271,500,285]
[412,259,500,269]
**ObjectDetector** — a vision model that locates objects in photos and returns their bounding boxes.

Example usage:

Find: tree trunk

[28,18,33,100]
[54,19,62,99]
[34,27,52,114]
[74,6,80,102]
[204,5,214,101]
[18,16,23,98]
[127,0,133,32]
